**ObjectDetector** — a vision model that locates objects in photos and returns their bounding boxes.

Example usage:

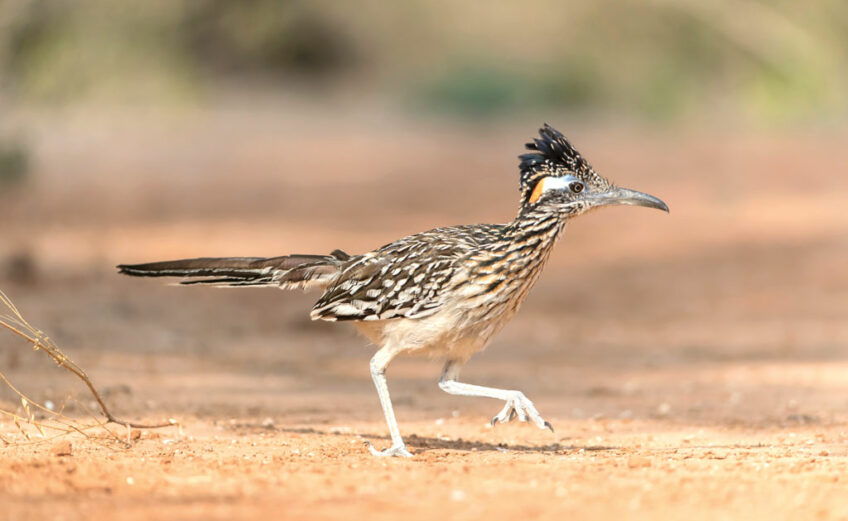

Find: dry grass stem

[0,289,176,447]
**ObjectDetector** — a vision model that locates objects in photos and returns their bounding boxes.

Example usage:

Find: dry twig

[0,289,176,447]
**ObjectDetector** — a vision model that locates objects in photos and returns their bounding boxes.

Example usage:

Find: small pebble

[51,440,73,457]
[628,455,651,468]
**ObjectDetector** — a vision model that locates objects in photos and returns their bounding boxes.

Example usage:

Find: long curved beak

[588,186,669,212]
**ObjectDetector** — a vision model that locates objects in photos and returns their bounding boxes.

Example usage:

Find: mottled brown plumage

[118,124,668,457]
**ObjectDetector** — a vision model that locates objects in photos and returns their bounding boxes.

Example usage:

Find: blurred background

[0,0,847,430]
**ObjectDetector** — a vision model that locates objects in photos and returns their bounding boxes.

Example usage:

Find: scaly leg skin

[366,347,413,458]
[438,360,554,432]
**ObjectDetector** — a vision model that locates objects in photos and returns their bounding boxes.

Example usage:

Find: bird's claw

[365,441,413,458]
[491,391,554,432]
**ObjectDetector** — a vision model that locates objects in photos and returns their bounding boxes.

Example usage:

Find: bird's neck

[495,207,568,272]
[508,207,568,246]
[461,207,567,324]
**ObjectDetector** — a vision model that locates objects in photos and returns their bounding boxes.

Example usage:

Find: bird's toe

[366,441,413,458]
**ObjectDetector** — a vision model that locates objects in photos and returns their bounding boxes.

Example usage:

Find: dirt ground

[1,108,847,520]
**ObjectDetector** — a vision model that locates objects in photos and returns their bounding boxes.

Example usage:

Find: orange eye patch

[528,177,548,204]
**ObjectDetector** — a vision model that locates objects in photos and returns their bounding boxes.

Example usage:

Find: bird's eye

[569,181,584,193]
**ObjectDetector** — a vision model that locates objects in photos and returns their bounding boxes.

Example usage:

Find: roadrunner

[119,124,668,457]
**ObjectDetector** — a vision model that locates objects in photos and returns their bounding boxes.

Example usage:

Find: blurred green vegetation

[0,0,845,123]
[0,138,29,188]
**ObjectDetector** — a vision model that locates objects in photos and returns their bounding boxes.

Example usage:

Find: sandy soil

[1,110,847,520]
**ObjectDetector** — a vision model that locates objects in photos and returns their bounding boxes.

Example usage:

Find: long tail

[117,249,351,290]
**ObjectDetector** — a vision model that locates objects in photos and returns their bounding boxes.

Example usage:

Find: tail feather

[118,249,350,291]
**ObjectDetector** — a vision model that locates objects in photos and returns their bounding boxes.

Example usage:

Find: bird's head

[518,124,668,217]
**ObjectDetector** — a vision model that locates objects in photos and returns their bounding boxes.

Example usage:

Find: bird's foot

[491,391,554,432]
[365,441,413,458]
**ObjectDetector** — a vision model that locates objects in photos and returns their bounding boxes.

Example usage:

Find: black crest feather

[519,123,592,177]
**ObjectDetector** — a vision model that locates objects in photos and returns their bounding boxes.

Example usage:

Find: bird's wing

[310,227,483,322]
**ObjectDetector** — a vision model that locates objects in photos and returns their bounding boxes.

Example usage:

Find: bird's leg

[366,347,413,458]
[438,360,553,432]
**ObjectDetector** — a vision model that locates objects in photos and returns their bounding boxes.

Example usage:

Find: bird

[118,124,668,457]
